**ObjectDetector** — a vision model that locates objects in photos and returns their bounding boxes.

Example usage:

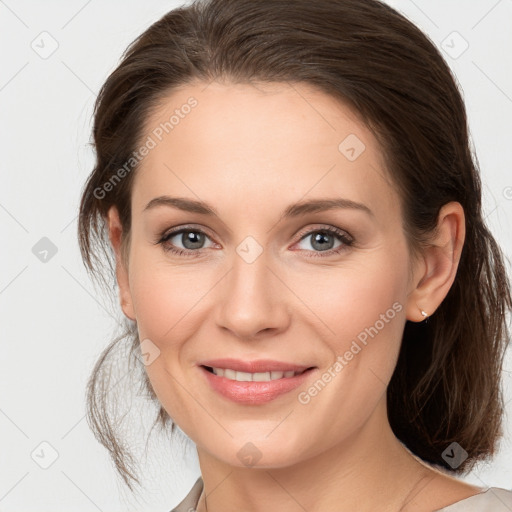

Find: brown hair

[78,0,512,491]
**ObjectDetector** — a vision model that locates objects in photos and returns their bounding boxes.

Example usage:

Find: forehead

[132,80,399,222]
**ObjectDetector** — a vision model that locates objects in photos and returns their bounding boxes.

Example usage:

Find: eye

[293,226,354,257]
[156,226,216,257]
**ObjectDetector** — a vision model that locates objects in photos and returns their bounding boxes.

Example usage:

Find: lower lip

[199,366,316,404]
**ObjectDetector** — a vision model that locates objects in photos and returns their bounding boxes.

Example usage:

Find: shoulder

[168,477,203,512]
[410,467,512,512]
[435,487,512,511]
[402,467,497,512]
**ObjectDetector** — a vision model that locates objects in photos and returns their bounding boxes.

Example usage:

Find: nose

[214,249,291,340]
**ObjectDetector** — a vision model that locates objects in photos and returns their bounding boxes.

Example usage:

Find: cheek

[332,271,404,340]
[130,277,177,341]
[126,249,214,421]
[289,255,408,440]
[128,246,213,341]
[295,246,409,375]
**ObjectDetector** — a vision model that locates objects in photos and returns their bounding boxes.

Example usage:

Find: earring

[420,308,428,322]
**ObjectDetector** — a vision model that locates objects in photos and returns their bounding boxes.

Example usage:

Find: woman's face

[110,80,421,468]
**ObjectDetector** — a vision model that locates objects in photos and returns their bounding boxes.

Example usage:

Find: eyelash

[155,225,355,258]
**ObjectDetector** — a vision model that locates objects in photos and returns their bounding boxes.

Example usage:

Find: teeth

[211,367,300,381]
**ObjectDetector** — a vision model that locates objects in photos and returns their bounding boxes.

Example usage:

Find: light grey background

[1,0,511,510]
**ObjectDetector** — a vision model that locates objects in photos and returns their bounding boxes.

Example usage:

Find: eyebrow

[143,196,373,218]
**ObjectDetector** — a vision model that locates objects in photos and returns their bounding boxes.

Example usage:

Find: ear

[405,201,466,322]
[107,206,136,321]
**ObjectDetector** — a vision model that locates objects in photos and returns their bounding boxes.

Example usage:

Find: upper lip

[198,358,314,373]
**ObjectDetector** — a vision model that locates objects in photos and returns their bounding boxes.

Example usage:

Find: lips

[199,366,316,404]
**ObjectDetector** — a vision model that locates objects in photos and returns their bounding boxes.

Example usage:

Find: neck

[195,399,431,512]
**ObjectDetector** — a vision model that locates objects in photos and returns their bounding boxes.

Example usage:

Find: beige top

[169,477,512,512]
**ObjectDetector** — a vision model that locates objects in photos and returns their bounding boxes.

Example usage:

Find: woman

[78,0,512,510]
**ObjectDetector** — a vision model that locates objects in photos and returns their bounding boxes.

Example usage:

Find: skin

[107,81,481,511]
